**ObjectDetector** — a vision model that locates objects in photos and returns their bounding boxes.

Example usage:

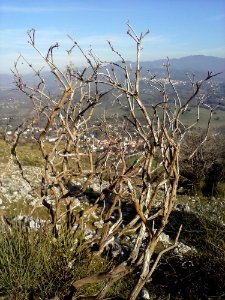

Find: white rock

[159,232,172,246]
[174,242,197,256]
[141,287,150,299]
[29,219,36,229]
[85,234,94,240]
[90,183,100,192]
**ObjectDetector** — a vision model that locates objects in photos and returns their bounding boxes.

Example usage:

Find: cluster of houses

[82,135,144,154]
[2,124,144,156]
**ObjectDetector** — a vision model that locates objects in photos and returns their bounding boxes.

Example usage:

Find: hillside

[145,55,225,73]
[0,55,224,130]
[0,51,225,300]
[0,55,225,88]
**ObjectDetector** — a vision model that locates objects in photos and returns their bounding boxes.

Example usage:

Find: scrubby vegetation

[152,196,225,299]
[0,195,224,299]
[0,224,112,299]
[0,26,224,299]
[180,130,225,197]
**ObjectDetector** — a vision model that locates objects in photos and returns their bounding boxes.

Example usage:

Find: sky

[0,0,224,74]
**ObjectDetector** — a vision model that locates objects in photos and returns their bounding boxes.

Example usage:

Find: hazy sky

[0,0,224,73]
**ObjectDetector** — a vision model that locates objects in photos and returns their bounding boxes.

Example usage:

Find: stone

[141,287,150,299]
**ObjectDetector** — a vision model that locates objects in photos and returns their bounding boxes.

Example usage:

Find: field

[93,93,225,129]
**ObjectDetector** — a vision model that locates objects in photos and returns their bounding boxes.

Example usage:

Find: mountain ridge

[143,55,225,73]
[0,55,224,88]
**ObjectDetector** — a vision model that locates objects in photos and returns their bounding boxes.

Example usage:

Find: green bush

[0,224,110,299]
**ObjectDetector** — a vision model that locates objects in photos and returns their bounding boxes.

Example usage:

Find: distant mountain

[0,55,224,90]
[140,55,225,81]
[145,55,225,72]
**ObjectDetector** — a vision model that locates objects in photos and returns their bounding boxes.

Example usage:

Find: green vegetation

[149,196,225,299]
[180,130,225,197]
[0,225,112,300]
[95,103,225,130]
[181,107,225,129]
[0,139,43,166]
[17,143,44,167]
[0,140,10,163]
[4,199,49,220]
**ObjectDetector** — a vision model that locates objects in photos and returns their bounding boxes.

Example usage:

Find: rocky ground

[0,162,224,299]
[0,162,42,210]
[0,162,198,257]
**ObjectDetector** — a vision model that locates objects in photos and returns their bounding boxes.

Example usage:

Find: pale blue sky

[0,0,224,73]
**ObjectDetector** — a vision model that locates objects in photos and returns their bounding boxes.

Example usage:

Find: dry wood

[11,25,217,299]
